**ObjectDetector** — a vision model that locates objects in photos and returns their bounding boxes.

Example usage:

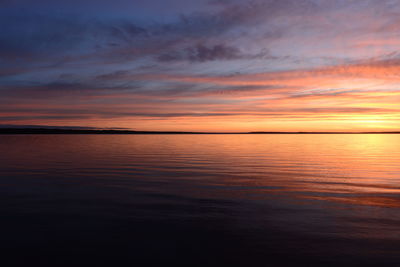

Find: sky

[1,0,400,132]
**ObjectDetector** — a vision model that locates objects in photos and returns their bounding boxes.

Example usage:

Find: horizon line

[0,127,399,134]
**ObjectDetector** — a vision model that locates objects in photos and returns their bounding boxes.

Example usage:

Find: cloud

[157,43,265,62]
[0,0,298,68]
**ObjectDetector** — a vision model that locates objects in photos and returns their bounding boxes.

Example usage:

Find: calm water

[1,134,400,266]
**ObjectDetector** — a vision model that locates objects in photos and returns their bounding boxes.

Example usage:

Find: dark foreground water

[1,134,400,266]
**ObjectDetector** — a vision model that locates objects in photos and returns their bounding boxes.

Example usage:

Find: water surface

[1,134,400,266]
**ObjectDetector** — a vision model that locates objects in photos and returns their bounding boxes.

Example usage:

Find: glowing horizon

[1,0,399,131]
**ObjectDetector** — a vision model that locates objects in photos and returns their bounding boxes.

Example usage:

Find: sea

[1,134,399,266]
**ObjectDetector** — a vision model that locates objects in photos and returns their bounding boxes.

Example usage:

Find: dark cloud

[207,0,234,5]
[0,0,397,69]
[157,43,247,62]
[104,22,148,44]
[0,0,296,68]
[0,81,138,100]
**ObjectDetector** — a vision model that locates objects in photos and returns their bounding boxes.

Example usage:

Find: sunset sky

[1,0,400,132]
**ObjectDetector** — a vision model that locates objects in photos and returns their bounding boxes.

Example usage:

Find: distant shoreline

[0,128,399,134]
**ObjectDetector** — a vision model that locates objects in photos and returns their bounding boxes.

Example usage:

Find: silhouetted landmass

[0,128,399,134]
[0,128,204,134]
